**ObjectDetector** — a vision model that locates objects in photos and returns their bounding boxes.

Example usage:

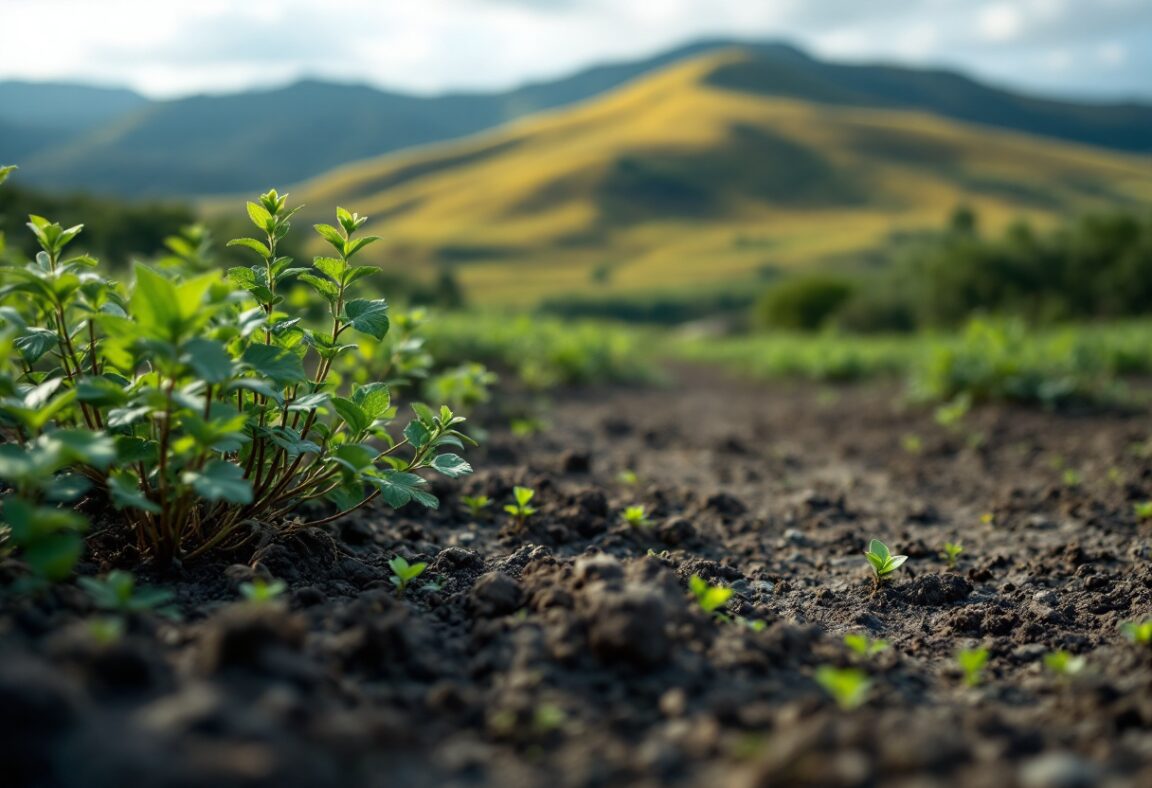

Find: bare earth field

[3,369,1152,787]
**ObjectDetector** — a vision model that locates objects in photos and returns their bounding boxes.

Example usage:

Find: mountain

[4,39,1151,197]
[286,50,1152,305]
[0,82,150,162]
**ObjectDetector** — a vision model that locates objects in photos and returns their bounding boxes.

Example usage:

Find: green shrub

[755,275,855,331]
[0,176,474,579]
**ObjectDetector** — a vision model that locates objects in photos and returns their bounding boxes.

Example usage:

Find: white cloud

[1098,41,1127,66]
[979,4,1024,42]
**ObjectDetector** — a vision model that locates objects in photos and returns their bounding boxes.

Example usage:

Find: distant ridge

[2,39,1150,197]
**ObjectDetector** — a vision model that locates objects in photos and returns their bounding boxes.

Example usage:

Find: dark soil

[4,369,1152,787]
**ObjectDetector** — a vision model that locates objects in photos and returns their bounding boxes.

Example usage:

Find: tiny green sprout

[532,703,567,734]
[461,494,492,519]
[815,666,871,711]
[1043,650,1086,677]
[1122,620,1152,645]
[864,539,908,583]
[621,505,651,528]
[957,647,990,687]
[979,512,995,527]
[504,486,538,530]
[616,469,639,485]
[740,617,767,632]
[389,556,428,598]
[901,434,923,455]
[1107,467,1124,486]
[1134,501,1152,521]
[844,633,889,659]
[1062,468,1083,487]
[941,542,964,569]
[689,575,733,615]
[87,617,125,647]
[510,418,544,438]
[79,571,175,615]
[239,577,287,604]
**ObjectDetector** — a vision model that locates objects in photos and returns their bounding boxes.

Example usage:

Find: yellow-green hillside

[290,50,1152,306]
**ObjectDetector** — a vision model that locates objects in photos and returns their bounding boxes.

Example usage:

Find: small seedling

[1062,468,1083,487]
[1043,650,1086,677]
[79,571,175,615]
[461,494,492,519]
[814,666,871,711]
[620,505,651,528]
[389,556,427,597]
[844,633,889,659]
[979,512,995,526]
[504,486,538,530]
[239,577,287,604]
[901,434,923,455]
[1134,501,1152,521]
[1122,620,1152,645]
[689,575,733,615]
[616,469,639,485]
[941,542,964,569]
[957,647,989,687]
[87,617,125,646]
[1107,467,1124,486]
[864,539,908,583]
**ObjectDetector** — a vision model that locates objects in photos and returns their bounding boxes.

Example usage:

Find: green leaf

[242,344,306,386]
[431,453,472,478]
[313,223,345,253]
[344,236,380,259]
[369,471,438,509]
[108,470,161,514]
[314,257,347,283]
[299,273,339,302]
[183,460,253,504]
[22,534,84,582]
[329,443,377,474]
[352,383,390,420]
[226,237,271,258]
[47,430,118,470]
[0,164,15,186]
[181,338,233,383]
[403,419,431,449]
[14,328,58,363]
[131,265,180,341]
[247,201,274,232]
[343,299,389,339]
[331,397,371,436]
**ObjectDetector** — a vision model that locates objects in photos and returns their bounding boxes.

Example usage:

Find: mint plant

[239,576,287,603]
[504,486,537,530]
[957,647,989,687]
[620,505,650,528]
[389,555,427,597]
[461,494,492,519]
[844,633,889,659]
[814,666,871,711]
[1122,620,1152,645]
[864,539,907,583]
[79,570,175,615]
[0,186,475,575]
[940,541,963,569]
[689,575,733,615]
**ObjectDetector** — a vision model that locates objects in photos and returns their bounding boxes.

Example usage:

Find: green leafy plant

[1133,501,1152,521]
[1043,650,1086,677]
[239,576,287,603]
[0,187,476,576]
[87,616,126,646]
[864,539,908,583]
[616,469,639,485]
[504,486,537,530]
[389,555,427,597]
[461,494,492,519]
[957,647,990,687]
[940,541,964,569]
[1062,468,1083,487]
[78,570,175,615]
[844,633,889,659]
[689,575,733,615]
[1122,620,1152,645]
[620,504,650,529]
[814,666,871,711]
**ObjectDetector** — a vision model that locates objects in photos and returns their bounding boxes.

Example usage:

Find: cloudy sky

[2,0,1149,101]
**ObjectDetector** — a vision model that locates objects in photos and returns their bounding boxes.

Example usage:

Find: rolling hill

[285,50,1152,306]
[4,39,1152,197]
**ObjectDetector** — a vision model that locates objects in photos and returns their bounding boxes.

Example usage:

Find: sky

[1,0,1150,101]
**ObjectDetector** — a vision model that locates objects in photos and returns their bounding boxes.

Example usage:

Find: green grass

[672,319,1152,405]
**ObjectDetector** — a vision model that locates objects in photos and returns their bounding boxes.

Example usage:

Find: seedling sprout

[504,486,538,530]
[389,556,427,598]
[864,539,908,583]
[815,666,871,711]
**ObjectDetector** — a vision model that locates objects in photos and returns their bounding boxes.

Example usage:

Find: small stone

[656,518,696,546]
[584,585,671,667]
[705,492,747,517]
[1019,753,1102,788]
[559,450,592,474]
[574,554,624,585]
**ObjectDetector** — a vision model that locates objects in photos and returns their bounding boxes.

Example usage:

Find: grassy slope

[287,51,1152,306]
